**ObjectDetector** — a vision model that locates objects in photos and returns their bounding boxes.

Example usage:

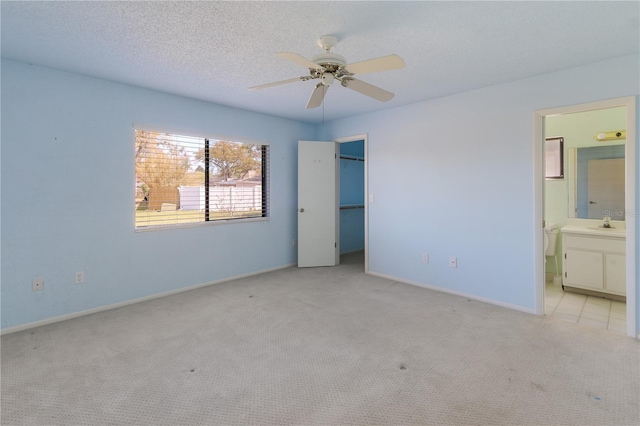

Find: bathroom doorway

[534,97,636,338]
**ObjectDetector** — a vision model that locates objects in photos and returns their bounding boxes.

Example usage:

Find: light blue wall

[317,55,640,330]
[340,209,364,254]
[340,140,364,158]
[3,54,640,333]
[1,59,315,330]
[339,140,365,254]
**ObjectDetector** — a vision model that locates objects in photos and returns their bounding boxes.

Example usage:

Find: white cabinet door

[565,249,603,290]
[297,141,339,268]
[605,254,626,295]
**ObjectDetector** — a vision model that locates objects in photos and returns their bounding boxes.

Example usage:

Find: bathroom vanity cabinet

[561,226,626,297]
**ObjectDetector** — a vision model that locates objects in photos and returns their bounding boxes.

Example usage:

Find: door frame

[334,134,369,273]
[533,96,637,338]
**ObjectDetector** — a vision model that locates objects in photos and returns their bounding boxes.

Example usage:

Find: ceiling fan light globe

[321,73,334,86]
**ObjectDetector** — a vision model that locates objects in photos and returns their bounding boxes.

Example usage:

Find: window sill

[135,216,270,233]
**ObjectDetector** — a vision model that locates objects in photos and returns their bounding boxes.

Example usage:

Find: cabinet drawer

[564,235,625,254]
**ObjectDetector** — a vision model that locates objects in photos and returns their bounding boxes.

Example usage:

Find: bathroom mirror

[568,145,625,220]
[545,105,626,226]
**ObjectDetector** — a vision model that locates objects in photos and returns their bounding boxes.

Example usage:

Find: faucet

[603,216,611,228]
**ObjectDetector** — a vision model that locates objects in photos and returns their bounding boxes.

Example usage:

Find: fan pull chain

[322,86,325,126]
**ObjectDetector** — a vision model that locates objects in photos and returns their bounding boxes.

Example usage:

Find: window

[135,130,269,229]
[545,137,564,179]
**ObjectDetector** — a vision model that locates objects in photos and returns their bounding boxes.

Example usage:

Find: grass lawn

[135,209,262,227]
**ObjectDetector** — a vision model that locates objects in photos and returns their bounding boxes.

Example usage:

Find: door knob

[299,208,305,213]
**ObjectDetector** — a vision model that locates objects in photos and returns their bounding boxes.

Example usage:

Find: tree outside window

[135,130,268,228]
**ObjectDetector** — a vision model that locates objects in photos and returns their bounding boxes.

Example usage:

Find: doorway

[534,97,637,338]
[336,134,369,272]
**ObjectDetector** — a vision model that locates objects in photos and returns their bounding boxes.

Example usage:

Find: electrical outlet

[422,253,429,263]
[75,271,84,284]
[449,256,457,268]
[32,277,44,291]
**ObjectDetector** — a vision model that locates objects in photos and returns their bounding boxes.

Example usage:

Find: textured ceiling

[2,1,639,124]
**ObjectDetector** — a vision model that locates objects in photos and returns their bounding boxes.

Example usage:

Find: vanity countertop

[561,225,626,238]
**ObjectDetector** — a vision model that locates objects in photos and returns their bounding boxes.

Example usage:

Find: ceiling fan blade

[306,83,328,109]
[342,78,394,102]
[249,77,306,91]
[345,54,405,75]
[277,52,322,70]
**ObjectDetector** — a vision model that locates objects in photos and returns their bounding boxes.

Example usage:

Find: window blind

[135,130,269,229]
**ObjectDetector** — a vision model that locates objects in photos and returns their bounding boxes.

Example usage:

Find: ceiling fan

[249,35,405,109]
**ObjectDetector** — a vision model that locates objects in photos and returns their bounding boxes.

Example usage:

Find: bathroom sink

[561,225,625,237]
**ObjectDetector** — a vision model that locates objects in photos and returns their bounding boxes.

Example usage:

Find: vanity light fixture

[594,130,626,142]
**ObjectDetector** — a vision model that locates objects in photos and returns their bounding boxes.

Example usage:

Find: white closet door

[297,141,339,267]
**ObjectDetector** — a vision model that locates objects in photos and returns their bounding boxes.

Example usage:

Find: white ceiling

[2,1,639,124]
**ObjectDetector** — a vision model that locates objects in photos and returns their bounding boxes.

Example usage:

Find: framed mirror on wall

[567,145,625,220]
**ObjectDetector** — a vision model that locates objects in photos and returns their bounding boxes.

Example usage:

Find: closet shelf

[340,204,365,210]
[339,155,364,162]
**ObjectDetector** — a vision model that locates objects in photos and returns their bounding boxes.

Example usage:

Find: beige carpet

[2,252,639,425]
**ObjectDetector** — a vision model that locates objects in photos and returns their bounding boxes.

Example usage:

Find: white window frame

[134,129,270,231]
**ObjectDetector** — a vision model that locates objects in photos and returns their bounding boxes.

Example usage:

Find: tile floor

[545,280,627,335]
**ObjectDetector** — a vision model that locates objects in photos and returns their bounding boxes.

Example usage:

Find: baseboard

[1,263,296,336]
[367,271,537,315]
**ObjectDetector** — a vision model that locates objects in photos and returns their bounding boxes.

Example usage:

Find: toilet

[544,225,560,284]
[544,227,558,256]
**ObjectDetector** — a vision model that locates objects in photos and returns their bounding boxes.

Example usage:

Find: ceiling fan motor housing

[311,52,347,69]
